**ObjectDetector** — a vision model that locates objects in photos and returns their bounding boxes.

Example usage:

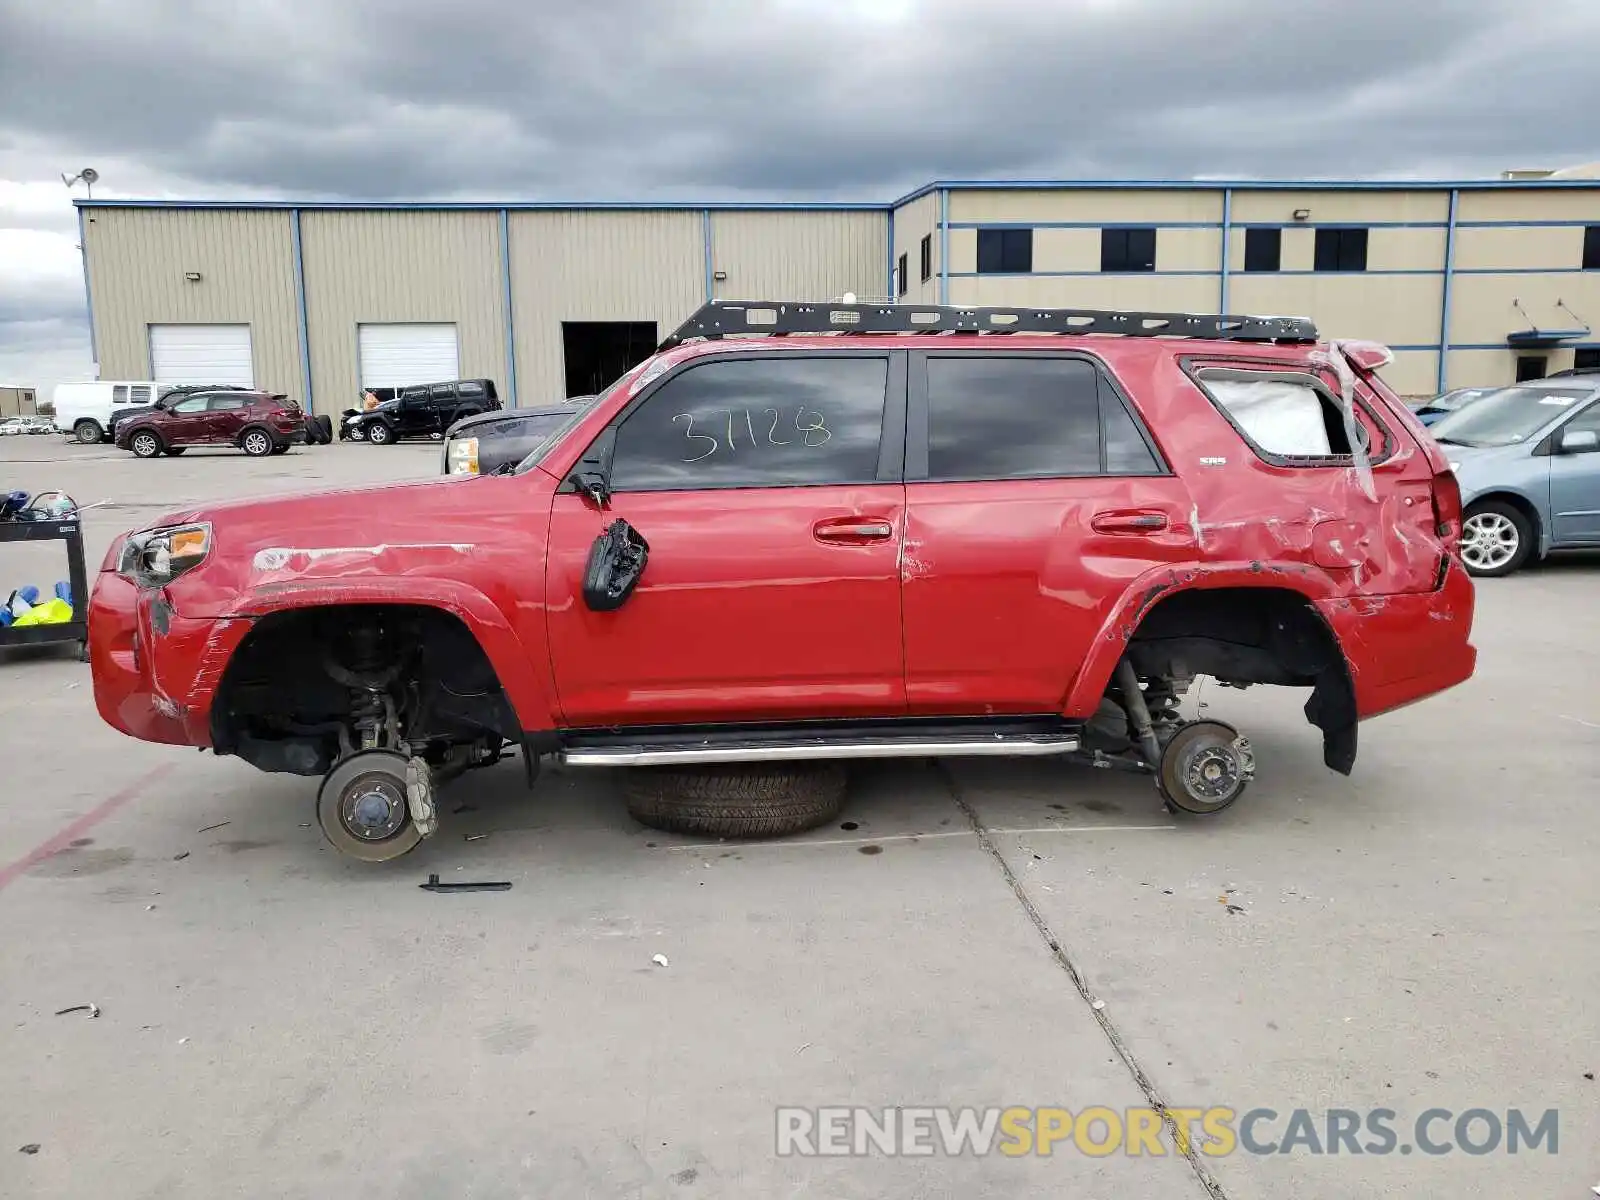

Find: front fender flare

[223,577,554,731]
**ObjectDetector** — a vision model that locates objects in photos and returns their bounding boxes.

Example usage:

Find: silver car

[1435,380,1600,576]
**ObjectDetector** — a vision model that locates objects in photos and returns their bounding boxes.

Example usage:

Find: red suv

[89,301,1475,861]
[116,390,307,458]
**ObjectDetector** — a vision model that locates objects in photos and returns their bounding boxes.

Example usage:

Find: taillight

[1431,468,1462,541]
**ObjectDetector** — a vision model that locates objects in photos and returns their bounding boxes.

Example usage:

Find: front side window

[923,357,1159,480]
[170,397,209,415]
[609,356,888,491]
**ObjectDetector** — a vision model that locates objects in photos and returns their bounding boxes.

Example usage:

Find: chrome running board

[561,734,1080,768]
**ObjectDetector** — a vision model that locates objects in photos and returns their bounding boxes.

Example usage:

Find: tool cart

[0,497,90,662]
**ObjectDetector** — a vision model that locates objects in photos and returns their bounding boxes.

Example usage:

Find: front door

[161,395,212,444]
[1549,400,1600,544]
[901,352,1196,714]
[545,351,908,726]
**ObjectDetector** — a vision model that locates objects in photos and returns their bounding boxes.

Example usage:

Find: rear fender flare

[224,577,554,730]
[1061,562,1340,716]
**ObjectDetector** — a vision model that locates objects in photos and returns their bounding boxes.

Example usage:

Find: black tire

[316,750,423,862]
[164,447,187,457]
[1157,720,1252,816]
[624,762,847,838]
[74,419,104,445]
[366,420,395,446]
[1459,500,1533,578]
[315,414,333,444]
[129,429,164,459]
[270,443,290,455]
[240,426,275,457]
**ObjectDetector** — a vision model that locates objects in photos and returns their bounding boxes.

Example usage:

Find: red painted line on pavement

[0,763,176,894]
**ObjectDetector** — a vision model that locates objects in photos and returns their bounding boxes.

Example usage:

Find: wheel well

[211,603,520,776]
[1125,586,1358,774]
[1465,491,1541,542]
[74,417,102,431]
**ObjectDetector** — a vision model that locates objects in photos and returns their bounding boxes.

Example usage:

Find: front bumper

[1316,557,1477,719]
[89,569,252,747]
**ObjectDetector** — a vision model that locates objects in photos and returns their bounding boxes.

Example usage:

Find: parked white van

[52,382,159,444]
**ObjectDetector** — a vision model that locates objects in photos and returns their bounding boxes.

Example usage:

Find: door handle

[1091,510,1168,534]
[814,518,895,544]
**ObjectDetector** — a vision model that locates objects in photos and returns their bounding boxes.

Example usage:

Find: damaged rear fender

[223,577,555,732]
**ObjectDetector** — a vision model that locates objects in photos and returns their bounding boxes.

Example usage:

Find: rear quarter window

[1189,365,1391,465]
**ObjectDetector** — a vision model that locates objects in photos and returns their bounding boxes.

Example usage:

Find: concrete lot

[1,435,1596,1199]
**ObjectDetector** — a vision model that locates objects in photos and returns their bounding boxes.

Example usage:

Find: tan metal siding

[1446,272,1600,349]
[1230,190,1450,225]
[891,192,940,303]
[1229,275,1444,346]
[1454,225,1590,271]
[80,208,299,397]
[1446,348,1583,388]
[950,189,1224,224]
[1455,190,1600,222]
[509,210,704,403]
[950,274,1222,314]
[300,211,503,412]
[710,211,886,303]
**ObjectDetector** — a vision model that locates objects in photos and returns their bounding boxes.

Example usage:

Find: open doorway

[561,322,658,397]
[1515,355,1548,382]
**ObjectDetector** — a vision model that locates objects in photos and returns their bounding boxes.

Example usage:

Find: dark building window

[1100,227,1157,272]
[1516,356,1548,382]
[1314,227,1368,272]
[920,234,933,282]
[976,228,1033,274]
[1574,348,1600,370]
[1243,227,1281,273]
[1583,226,1600,270]
[897,253,909,297]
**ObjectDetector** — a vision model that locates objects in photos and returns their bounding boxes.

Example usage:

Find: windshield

[509,390,610,475]
[1429,385,1592,448]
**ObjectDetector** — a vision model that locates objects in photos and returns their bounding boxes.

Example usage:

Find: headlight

[119,523,212,587]
[446,436,480,475]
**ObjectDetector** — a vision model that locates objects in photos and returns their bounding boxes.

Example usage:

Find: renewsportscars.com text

[775,1106,1559,1158]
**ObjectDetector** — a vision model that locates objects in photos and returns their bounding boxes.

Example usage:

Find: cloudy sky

[3,0,1598,398]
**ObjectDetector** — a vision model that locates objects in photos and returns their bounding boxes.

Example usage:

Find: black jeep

[342,379,500,444]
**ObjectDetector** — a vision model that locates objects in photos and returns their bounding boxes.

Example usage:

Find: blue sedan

[1435,381,1600,576]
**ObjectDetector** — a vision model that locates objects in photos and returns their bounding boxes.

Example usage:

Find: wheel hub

[1185,745,1241,800]
[1461,513,1517,570]
[341,776,407,840]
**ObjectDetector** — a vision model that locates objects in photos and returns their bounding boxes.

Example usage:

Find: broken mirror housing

[119,523,211,588]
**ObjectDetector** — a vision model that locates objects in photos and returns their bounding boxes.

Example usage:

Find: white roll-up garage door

[357,324,460,389]
[149,324,255,386]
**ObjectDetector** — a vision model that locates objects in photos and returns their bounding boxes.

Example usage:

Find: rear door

[206,393,251,441]
[545,350,909,725]
[901,352,1195,714]
[1549,400,1600,544]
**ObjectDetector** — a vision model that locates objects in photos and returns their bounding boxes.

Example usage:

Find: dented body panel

[90,326,1476,776]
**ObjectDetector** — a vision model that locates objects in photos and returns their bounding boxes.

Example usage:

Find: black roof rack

[659,300,1318,351]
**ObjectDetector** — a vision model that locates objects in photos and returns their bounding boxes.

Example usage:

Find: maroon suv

[116,390,307,458]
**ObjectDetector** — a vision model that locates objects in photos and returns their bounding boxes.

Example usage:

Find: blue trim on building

[289,209,314,413]
[77,207,97,372]
[951,220,1223,230]
[498,208,518,407]
[1438,189,1459,392]
[888,178,1600,207]
[1453,267,1596,274]
[886,208,895,299]
[938,189,950,304]
[702,210,714,301]
[1456,219,1600,228]
[1219,187,1232,312]
[75,199,886,212]
[951,270,1220,278]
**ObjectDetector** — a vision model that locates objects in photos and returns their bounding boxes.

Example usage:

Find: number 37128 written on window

[673,407,832,461]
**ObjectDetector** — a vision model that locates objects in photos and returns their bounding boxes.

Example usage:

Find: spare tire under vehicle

[624,763,847,838]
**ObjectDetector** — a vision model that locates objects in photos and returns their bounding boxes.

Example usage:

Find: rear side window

[920,356,1163,480]
[209,395,247,411]
[458,381,485,398]
[1195,368,1387,462]
[430,384,456,400]
[113,385,128,404]
[610,356,888,491]
[128,386,153,404]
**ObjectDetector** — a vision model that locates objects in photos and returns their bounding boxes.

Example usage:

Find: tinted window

[609,356,888,491]
[1101,386,1161,473]
[1244,228,1281,272]
[1101,228,1157,272]
[170,397,209,414]
[209,395,247,411]
[458,380,485,397]
[1583,226,1600,271]
[976,228,1032,274]
[1314,227,1368,272]
[925,357,1102,480]
[430,384,456,400]
[920,234,933,282]
[897,252,909,297]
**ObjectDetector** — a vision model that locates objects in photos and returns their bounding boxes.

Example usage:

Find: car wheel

[624,763,848,838]
[316,750,423,862]
[164,447,186,457]
[1460,501,1532,578]
[129,430,163,459]
[366,421,395,445]
[74,419,104,445]
[240,427,275,457]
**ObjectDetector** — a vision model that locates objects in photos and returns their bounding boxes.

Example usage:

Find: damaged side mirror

[583,518,649,611]
[572,471,611,509]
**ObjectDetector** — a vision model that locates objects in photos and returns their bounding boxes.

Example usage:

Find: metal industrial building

[76,177,1600,407]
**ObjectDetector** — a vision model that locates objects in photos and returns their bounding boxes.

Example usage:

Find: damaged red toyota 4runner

[89,300,1476,861]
